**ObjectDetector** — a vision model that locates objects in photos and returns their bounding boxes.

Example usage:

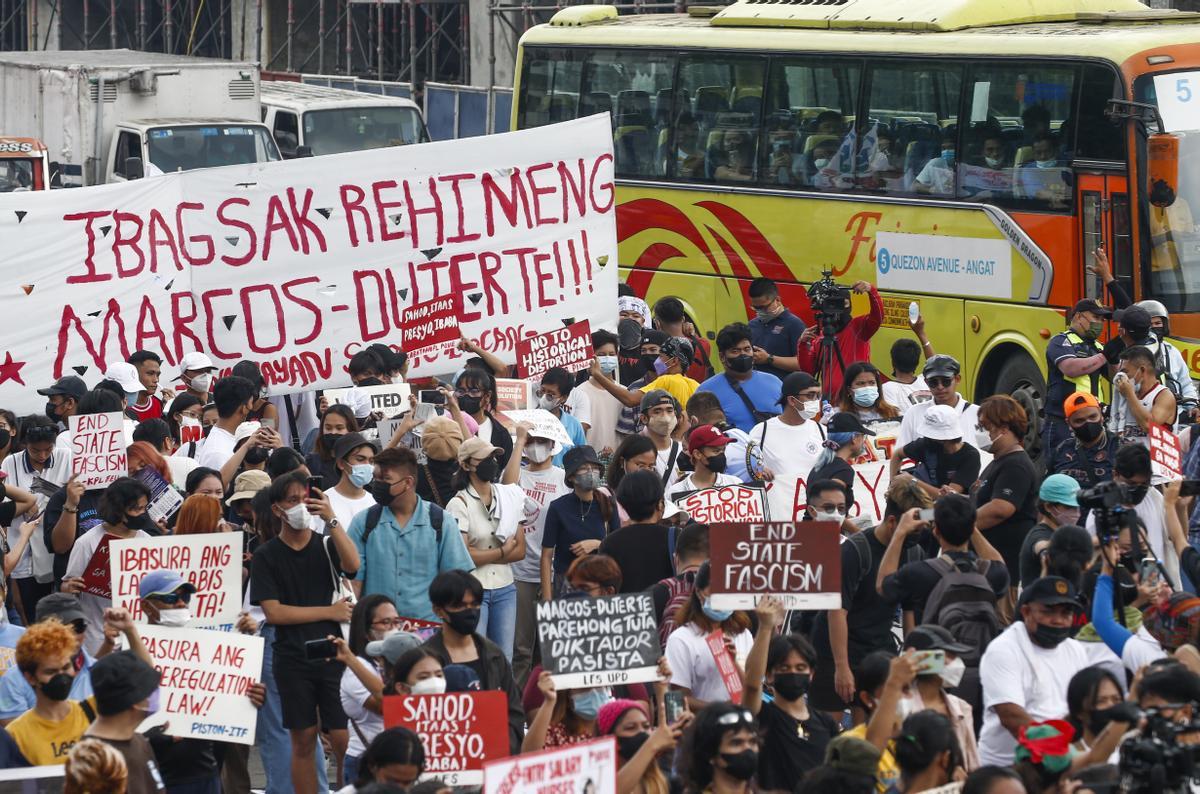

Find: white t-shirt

[196,426,237,471]
[881,376,932,415]
[326,488,374,531]
[977,622,1092,766]
[165,455,198,490]
[563,388,591,431]
[897,395,981,448]
[655,441,685,489]
[1083,487,1179,587]
[666,623,753,704]
[341,656,384,758]
[514,466,570,583]
[748,416,825,484]
[65,526,151,656]
[1,450,70,580]
[1121,627,1167,672]
[576,380,623,453]
[667,473,742,501]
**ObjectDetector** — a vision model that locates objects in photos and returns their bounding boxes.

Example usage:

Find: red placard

[383,690,509,785]
[80,533,115,598]
[1150,423,1182,480]
[708,521,842,610]
[674,484,770,524]
[515,320,593,380]
[705,630,743,705]
[402,294,462,358]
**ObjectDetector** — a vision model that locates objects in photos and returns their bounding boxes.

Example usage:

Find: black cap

[91,650,162,716]
[35,593,85,625]
[903,625,972,655]
[562,445,601,480]
[660,336,694,369]
[37,376,87,399]
[333,431,379,462]
[1018,576,1082,610]
[829,411,876,436]
[641,329,670,348]
[1070,298,1112,319]
[779,372,819,405]
[366,343,404,373]
[1115,306,1152,335]
[922,354,961,379]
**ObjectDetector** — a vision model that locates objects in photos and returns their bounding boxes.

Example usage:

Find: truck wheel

[993,354,1046,462]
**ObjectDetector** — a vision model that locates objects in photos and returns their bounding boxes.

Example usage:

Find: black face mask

[1088,705,1119,736]
[1030,622,1072,649]
[638,354,659,372]
[617,732,650,760]
[445,607,481,636]
[705,453,728,474]
[369,480,397,506]
[245,446,269,465]
[0,429,10,449]
[772,672,810,701]
[357,378,384,387]
[719,750,759,781]
[45,402,59,423]
[458,396,482,416]
[1125,484,1149,505]
[40,672,72,702]
[320,433,344,452]
[1072,420,1104,444]
[725,355,754,374]
[474,458,500,483]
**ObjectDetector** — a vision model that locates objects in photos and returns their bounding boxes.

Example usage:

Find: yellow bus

[512,0,1200,451]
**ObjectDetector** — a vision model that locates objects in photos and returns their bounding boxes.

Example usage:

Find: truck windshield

[302,107,427,156]
[0,158,35,191]
[146,125,281,173]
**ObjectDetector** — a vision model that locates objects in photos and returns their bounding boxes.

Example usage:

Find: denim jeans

[257,624,329,794]
[479,583,517,662]
[512,580,541,691]
[344,753,361,787]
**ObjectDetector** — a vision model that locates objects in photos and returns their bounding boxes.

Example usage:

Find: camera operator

[795,277,883,399]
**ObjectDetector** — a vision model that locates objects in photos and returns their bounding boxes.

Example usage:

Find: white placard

[325,383,412,418]
[69,412,127,490]
[484,737,617,794]
[1154,72,1200,132]
[110,533,242,628]
[500,408,572,445]
[875,231,1011,299]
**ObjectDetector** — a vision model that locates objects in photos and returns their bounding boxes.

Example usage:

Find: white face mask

[940,656,966,689]
[1035,159,1057,169]
[812,509,844,524]
[984,156,1003,168]
[800,400,821,420]
[371,627,400,643]
[283,503,312,530]
[410,676,447,696]
[896,695,917,722]
[813,157,830,169]
[975,428,994,452]
[189,372,213,392]
[525,443,553,464]
[537,394,561,412]
[157,607,191,628]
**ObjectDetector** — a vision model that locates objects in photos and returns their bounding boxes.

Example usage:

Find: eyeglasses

[926,377,954,389]
[716,710,756,727]
[372,617,404,629]
[151,592,192,606]
[455,388,485,399]
[814,503,847,515]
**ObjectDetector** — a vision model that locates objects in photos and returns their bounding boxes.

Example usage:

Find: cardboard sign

[0,115,618,416]
[325,383,413,418]
[138,625,264,745]
[494,379,535,433]
[384,691,510,785]
[1151,423,1183,481]
[673,484,769,525]
[69,412,126,490]
[537,593,660,688]
[706,630,743,704]
[134,466,183,523]
[708,521,842,610]
[110,533,242,626]
[397,616,442,641]
[500,408,572,446]
[179,417,203,445]
[516,320,593,380]
[484,736,617,794]
[80,534,115,598]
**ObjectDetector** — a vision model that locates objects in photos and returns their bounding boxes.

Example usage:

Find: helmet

[1135,299,1169,336]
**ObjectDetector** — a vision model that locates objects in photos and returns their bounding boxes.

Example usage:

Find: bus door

[1078,172,1134,304]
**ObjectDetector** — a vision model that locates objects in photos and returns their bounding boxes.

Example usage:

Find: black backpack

[361,503,444,544]
[920,555,1002,666]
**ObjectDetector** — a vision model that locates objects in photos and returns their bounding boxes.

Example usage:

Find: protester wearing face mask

[615,329,670,437]
[590,335,700,414]
[1016,475,1082,589]
[681,702,760,794]
[637,391,685,487]
[524,668,608,751]
[1047,393,1119,508]
[603,470,678,593]
[222,420,283,490]
[422,570,525,753]
[1110,344,1176,444]
[846,651,917,792]
[695,324,783,433]
[749,372,824,487]
[915,129,958,195]
[835,362,899,428]
[901,627,980,772]
[195,376,260,472]
[666,562,753,711]
[745,597,842,787]
[1134,298,1199,416]
[575,330,625,454]
[83,648,167,794]
[533,368,589,465]
[453,368,514,470]
[37,375,86,440]
[305,406,360,491]
[896,355,981,449]
[977,576,1091,767]
[322,433,378,531]
[540,446,619,598]
[667,424,740,499]
[1042,299,1111,457]
[748,277,806,378]
[599,690,689,794]
[1064,667,1127,760]
[177,351,217,406]
[809,412,874,506]
[891,711,964,793]
[890,403,981,499]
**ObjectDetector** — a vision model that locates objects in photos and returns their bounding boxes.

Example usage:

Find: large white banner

[0,116,618,413]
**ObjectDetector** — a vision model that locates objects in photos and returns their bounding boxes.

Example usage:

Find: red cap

[687,424,732,452]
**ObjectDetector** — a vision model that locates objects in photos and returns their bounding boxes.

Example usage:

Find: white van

[260,82,429,158]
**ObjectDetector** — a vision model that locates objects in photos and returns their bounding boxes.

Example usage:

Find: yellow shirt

[6,700,93,765]
[845,723,900,794]
[644,374,700,409]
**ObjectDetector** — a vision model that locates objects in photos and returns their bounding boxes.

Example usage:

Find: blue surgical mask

[941,149,955,165]
[852,386,879,408]
[702,597,733,623]
[570,689,611,720]
[653,358,670,376]
[124,391,140,404]
[349,464,374,488]
[598,355,619,376]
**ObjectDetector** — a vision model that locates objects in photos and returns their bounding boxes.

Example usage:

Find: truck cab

[108,118,281,181]
[0,137,49,190]
[260,82,428,158]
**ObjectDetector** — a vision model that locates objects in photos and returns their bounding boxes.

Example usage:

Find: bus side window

[516,49,585,131]
[673,54,765,184]
[1075,65,1124,162]
[581,49,675,178]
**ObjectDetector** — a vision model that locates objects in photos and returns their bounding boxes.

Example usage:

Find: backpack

[655,569,696,649]
[920,555,1002,666]
[362,503,444,544]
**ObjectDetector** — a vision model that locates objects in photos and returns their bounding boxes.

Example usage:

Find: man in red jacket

[795,279,884,399]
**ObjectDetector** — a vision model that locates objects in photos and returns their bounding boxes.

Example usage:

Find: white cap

[919,404,961,441]
[234,421,262,443]
[105,362,143,393]
[340,388,372,420]
[179,352,216,373]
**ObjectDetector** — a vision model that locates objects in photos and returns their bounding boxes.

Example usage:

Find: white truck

[260,81,428,158]
[0,49,280,186]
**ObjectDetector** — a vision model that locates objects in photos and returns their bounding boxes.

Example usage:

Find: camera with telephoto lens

[1078,481,1139,544]
[808,270,851,337]
[1119,706,1200,793]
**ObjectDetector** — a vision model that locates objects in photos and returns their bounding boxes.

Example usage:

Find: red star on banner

[0,353,26,386]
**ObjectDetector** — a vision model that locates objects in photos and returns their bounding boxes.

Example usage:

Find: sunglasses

[150,591,192,606]
[926,377,955,388]
[716,709,756,727]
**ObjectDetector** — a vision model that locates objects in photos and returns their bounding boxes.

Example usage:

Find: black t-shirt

[809,457,855,505]
[148,733,217,787]
[43,488,104,585]
[757,700,840,788]
[902,439,981,492]
[250,532,342,660]
[598,523,675,593]
[880,551,1010,623]
[973,450,1039,574]
[1017,522,1055,589]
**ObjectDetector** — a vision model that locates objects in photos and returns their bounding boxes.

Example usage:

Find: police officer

[1043,299,1110,457]
[1135,299,1199,418]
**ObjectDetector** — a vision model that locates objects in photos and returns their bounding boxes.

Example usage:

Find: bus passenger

[714,129,755,182]
[670,112,706,180]
[914,130,957,196]
[1016,134,1071,208]
[961,133,1012,199]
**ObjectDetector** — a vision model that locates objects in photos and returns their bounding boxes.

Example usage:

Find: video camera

[808,270,851,337]
[1078,481,1140,544]
[1119,706,1200,793]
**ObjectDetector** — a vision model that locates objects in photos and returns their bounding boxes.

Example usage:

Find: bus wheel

[994,354,1045,462]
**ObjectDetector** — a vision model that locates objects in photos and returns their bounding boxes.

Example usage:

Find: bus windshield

[302,107,427,155]
[147,125,281,173]
[0,158,35,191]
[1136,71,1200,313]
